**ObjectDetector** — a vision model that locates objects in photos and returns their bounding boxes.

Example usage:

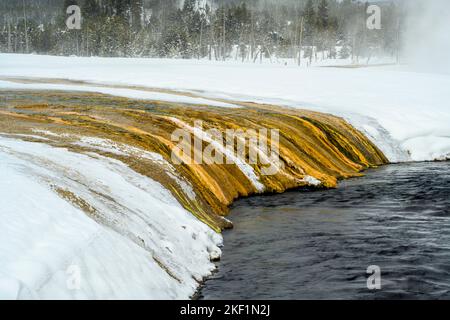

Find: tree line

[0,0,404,64]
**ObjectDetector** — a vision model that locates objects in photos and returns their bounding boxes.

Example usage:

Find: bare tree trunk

[250,13,255,61]
[209,13,213,61]
[22,0,29,53]
[76,33,79,56]
[309,37,315,66]
[7,19,12,52]
[15,27,18,52]
[265,46,273,63]
[222,9,226,60]
[253,48,260,63]
[396,18,401,64]
[214,44,219,61]
[199,21,203,60]
[86,29,89,56]
[352,36,356,64]
[314,38,318,62]
[366,53,372,65]
[293,18,298,63]
[298,17,304,66]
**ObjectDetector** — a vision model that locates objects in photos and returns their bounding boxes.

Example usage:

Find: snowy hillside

[1,54,449,162]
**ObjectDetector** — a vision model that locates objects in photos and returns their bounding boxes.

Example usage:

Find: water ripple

[201,162,450,300]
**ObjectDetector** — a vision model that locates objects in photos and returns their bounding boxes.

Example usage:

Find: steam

[403,0,450,74]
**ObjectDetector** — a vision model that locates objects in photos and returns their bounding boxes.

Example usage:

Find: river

[200,162,450,299]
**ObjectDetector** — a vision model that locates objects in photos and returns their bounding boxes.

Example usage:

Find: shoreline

[196,161,450,300]
[192,162,390,300]
[0,89,388,299]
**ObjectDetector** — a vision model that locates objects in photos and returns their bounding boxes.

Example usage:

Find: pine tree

[84,0,100,20]
[114,0,130,20]
[131,0,143,31]
[317,0,329,56]
[317,0,329,31]
[0,0,399,61]
[303,0,316,45]
[339,44,350,59]
[63,0,78,13]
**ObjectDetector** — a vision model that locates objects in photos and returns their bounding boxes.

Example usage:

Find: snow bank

[0,136,221,299]
[0,79,238,108]
[1,54,449,162]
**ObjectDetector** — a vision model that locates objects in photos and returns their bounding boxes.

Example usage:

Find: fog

[403,0,450,74]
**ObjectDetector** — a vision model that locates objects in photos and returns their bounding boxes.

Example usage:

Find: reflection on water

[200,162,450,299]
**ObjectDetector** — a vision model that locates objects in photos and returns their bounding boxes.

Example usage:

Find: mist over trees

[0,0,405,63]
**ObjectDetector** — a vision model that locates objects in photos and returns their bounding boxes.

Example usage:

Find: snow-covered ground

[0,80,238,108]
[1,53,449,162]
[0,136,221,299]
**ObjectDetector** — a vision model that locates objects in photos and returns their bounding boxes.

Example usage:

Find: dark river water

[200,162,450,300]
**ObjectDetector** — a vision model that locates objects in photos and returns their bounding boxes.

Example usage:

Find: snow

[74,136,165,161]
[0,136,221,299]
[1,53,449,162]
[402,136,450,162]
[0,80,238,109]
[2,133,50,141]
[0,53,449,299]
[31,129,61,137]
[301,175,322,187]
